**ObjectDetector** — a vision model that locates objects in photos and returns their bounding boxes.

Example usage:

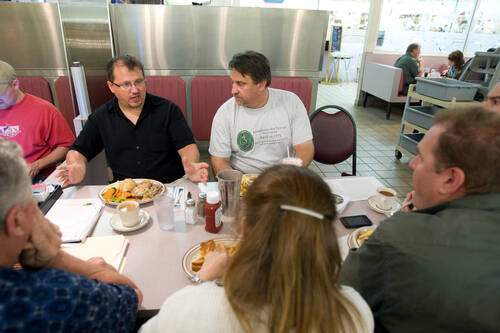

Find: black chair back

[309,105,357,176]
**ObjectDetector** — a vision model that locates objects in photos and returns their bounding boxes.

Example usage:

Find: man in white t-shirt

[209,51,314,175]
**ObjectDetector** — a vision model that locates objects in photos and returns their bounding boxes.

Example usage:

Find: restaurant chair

[309,105,356,176]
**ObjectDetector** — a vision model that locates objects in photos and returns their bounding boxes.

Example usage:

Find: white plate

[182,238,239,279]
[367,195,401,214]
[99,178,165,206]
[347,226,378,249]
[110,210,150,232]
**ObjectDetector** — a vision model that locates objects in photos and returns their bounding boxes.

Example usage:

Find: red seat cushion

[146,76,187,119]
[56,76,114,135]
[191,76,232,141]
[191,76,313,140]
[85,76,114,112]
[270,77,312,113]
[54,77,75,135]
[18,77,53,104]
[398,71,404,95]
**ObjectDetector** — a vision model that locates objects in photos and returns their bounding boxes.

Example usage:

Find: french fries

[192,240,238,272]
[240,174,258,197]
[357,230,374,246]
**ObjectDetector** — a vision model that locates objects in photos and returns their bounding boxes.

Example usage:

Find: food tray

[404,105,442,130]
[415,77,481,101]
[400,133,425,156]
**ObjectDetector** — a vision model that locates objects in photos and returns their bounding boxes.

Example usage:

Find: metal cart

[395,84,480,159]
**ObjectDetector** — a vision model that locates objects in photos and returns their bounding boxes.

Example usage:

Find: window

[376,0,476,54]
[466,0,500,53]
[319,0,370,81]
[238,0,316,9]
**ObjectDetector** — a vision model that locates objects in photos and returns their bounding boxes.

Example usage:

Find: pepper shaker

[197,192,207,220]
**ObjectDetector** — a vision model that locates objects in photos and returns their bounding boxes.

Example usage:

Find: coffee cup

[281,157,303,167]
[377,187,396,211]
[117,201,140,227]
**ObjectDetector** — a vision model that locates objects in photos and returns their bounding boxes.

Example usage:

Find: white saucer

[367,195,401,214]
[110,210,150,232]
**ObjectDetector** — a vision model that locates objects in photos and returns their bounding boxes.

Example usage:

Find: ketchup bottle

[205,191,223,233]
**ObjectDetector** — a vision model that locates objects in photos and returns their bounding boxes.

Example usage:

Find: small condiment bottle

[205,191,222,233]
[197,192,206,219]
[185,198,196,225]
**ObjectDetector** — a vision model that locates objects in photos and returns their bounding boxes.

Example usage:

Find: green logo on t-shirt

[237,130,254,152]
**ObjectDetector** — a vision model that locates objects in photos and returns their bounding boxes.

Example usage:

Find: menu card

[62,235,129,272]
[45,199,104,243]
[326,177,384,202]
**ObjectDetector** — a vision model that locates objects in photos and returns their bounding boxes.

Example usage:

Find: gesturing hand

[56,162,85,187]
[182,156,209,185]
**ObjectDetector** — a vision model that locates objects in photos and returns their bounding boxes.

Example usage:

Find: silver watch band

[190,273,203,285]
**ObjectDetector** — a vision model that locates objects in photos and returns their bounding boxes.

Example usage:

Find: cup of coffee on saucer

[117,201,140,227]
[376,187,397,211]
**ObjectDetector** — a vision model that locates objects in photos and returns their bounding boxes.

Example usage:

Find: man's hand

[198,250,230,282]
[19,208,62,269]
[27,160,42,179]
[182,156,209,185]
[402,190,416,212]
[88,257,117,272]
[56,162,85,187]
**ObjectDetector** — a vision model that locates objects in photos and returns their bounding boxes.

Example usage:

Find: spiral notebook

[45,199,104,243]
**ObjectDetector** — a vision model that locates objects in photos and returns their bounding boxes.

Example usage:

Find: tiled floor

[311,82,414,200]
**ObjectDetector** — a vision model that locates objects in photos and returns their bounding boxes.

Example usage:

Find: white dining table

[49,176,390,315]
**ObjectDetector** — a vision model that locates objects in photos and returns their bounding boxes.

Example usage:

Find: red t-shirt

[0,93,75,175]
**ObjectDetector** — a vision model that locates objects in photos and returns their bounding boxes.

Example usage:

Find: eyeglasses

[110,78,147,91]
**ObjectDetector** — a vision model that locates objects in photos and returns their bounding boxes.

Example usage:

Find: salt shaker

[185,198,196,224]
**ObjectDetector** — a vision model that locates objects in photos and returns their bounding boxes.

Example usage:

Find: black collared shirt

[71,93,194,183]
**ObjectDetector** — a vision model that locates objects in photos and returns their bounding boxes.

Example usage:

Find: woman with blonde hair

[140,165,373,333]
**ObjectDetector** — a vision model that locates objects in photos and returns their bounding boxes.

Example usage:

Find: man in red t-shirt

[0,60,75,182]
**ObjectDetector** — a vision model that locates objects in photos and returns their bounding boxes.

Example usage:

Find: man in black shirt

[56,55,208,185]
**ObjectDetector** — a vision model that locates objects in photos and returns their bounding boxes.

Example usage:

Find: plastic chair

[309,105,356,176]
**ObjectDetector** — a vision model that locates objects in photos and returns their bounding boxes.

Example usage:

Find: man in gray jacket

[341,106,500,333]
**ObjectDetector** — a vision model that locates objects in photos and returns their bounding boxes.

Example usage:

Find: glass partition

[238,0,316,9]
[376,0,475,54]
[466,0,500,53]
[319,0,370,81]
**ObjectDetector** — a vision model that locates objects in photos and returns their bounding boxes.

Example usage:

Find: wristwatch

[190,273,203,285]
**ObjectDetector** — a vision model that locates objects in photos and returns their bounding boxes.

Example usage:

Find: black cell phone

[340,215,373,229]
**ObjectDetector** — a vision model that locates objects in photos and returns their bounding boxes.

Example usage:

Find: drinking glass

[154,194,174,230]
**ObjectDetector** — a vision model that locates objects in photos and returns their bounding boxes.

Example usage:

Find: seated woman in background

[445,50,465,79]
[140,165,373,333]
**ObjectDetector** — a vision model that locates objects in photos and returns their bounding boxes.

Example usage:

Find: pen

[400,200,413,211]
[385,200,413,218]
